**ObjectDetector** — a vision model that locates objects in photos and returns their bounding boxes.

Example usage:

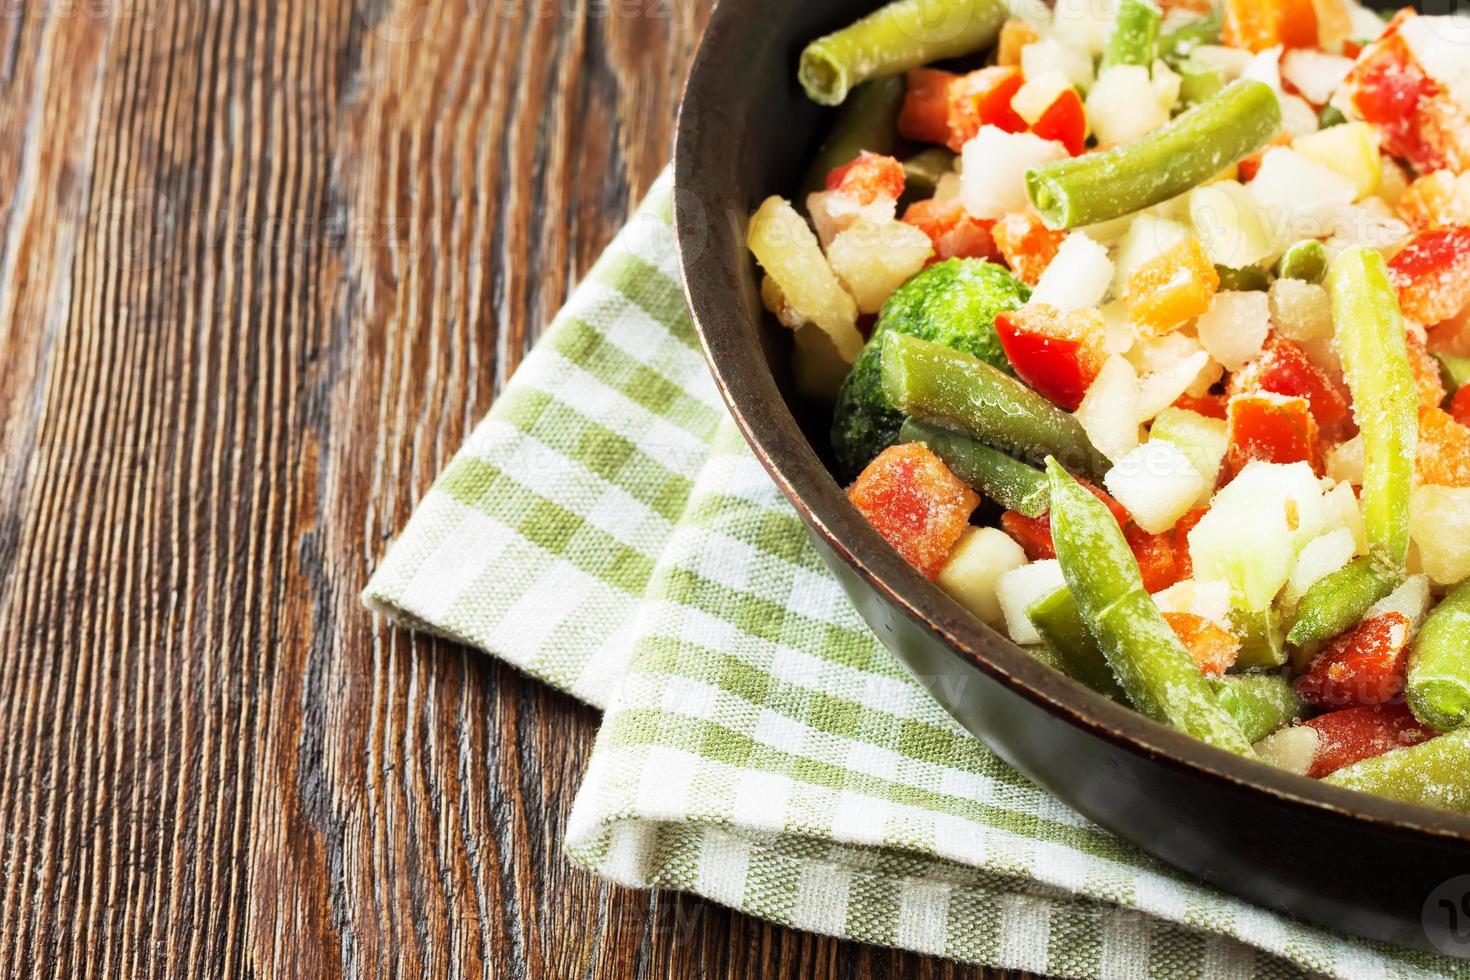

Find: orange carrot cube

[1225,392,1321,478]
[1416,406,1470,487]
[1162,611,1240,676]
[847,443,979,578]
[991,211,1065,286]
[1407,333,1448,413]
[1126,238,1220,334]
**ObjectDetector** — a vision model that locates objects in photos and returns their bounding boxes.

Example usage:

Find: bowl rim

[671,0,1470,847]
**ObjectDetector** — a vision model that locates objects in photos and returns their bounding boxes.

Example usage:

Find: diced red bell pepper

[1387,227,1470,326]
[1397,170,1470,232]
[1172,390,1228,420]
[898,67,1026,154]
[1126,523,1182,593]
[1224,392,1322,479]
[1001,510,1056,561]
[1162,611,1240,676]
[1345,17,1470,175]
[1030,88,1087,157]
[848,443,979,578]
[1171,507,1210,581]
[997,18,1040,67]
[991,211,1066,286]
[1451,385,1470,428]
[1126,238,1220,335]
[994,304,1108,410]
[1415,406,1470,487]
[1301,702,1437,779]
[1230,335,1351,433]
[1296,611,1413,709]
[824,151,906,206]
[897,68,956,147]
[901,198,1000,264]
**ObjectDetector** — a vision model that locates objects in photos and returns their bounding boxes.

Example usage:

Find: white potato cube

[961,127,1069,219]
[1191,45,1253,79]
[1189,180,1278,268]
[748,196,863,361]
[1031,232,1113,311]
[1254,726,1319,775]
[827,220,934,314]
[1279,94,1320,139]
[1282,527,1356,606]
[1152,59,1182,112]
[1012,71,1074,126]
[1318,480,1367,554]
[1087,66,1170,147]
[1197,290,1272,371]
[933,171,963,203]
[937,527,1029,627]
[1269,279,1333,342]
[1240,45,1283,95]
[1152,578,1233,625]
[998,560,1067,645]
[1022,36,1097,91]
[1293,123,1381,201]
[1103,440,1209,533]
[1410,485,1470,586]
[1136,350,1214,423]
[1325,435,1365,487]
[1075,356,1141,462]
[1112,214,1192,296]
[1249,147,1359,233]
[1149,406,1229,502]
[1400,14,1470,110]
[807,189,896,249]
[1281,49,1355,105]
[1048,0,1117,57]
[1366,574,1432,632]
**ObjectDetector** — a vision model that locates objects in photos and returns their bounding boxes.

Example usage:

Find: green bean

[1022,642,1068,675]
[1323,727,1470,813]
[900,147,957,200]
[1100,0,1162,71]
[799,78,907,199]
[798,0,1008,106]
[1407,579,1470,732]
[899,419,1049,517]
[1232,604,1287,669]
[1158,9,1221,62]
[1318,104,1347,129]
[1285,557,1400,649]
[1025,80,1282,230]
[1046,460,1256,754]
[1176,60,1225,106]
[880,333,1112,478]
[1436,352,1470,393]
[1328,246,1418,570]
[1211,674,1302,743]
[1276,240,1328,284]
[1214,263,1272,292]
[1026,586,1129,702]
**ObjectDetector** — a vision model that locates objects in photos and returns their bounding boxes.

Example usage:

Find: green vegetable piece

[831,259,1029,480]
[1436,352,1470,394]
[1232,604,1287,669]
[1158,9,1221,61]
[799,77,907,200]
[1026,586,1130,702]
[1328,246,1418,570]
[1046,461,1256,754]
[1407,578,1470,732]
[1101,0,1162,70]
[1177,60,1226,106]
[1025,80,1283,230]
[1022,641,1068,675]
[798,0,1008,106]
[1318,104,1347,129]
[900,147,958,201]
[899,419,1049,517]
[1285,557,1400,649]
[881,335,1112,479]
[1211,673,1303,743]
[1214,263,1272,292]
[1276,239,1328,284]
[1323,727,1470,813]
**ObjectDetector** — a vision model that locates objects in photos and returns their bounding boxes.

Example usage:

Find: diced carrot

[848,443,979,578]
[1387,227,1470,326]
[1001,510,1055,561]
[992,211,1066,286]
[994,304,1107,410]
[1127,523,1182,593]
[997,18,1040,67]
[1225,392,1321,479]
[1172,390,1228,420]
[1222,0,1282,52]
[1126,238,1220,334]
[901,198,1000,263]
[1172,507,1210,581]
[946,67,1028,150]
[825,151,906,205]
[1230,335,1351,433]
[1277,0,1319,48]
[1296,612,1413,708]
[1162,611,1240,676]
[1407,332,1448,412]
[1416,406,1470,487]
[898,68,957,147]
[1451,385,1470,428]
[1030,88,1087,157]
[1302,702,1437,778]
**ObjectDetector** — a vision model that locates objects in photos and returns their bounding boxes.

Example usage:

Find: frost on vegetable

[1030,232,1113,311]
[847,442,980,579]
[998,559,1068,644]
[961,127,1070,219]
[1410,484,1470,586]
[1103,439,1208,533]
[749,196,863,362]
[1075,355,1142,462]
[1197,290,1271,371]
[936,526,1029,626]
[827,220,934,314]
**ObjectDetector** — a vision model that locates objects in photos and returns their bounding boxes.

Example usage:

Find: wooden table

[0,2,1029,975]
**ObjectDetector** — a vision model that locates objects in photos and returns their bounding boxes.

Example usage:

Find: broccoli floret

[830,259,1029,482]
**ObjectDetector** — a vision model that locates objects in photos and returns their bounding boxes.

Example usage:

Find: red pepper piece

[1231,335,1350,432]
[1451,385,1470,428]
[1224,392,1321,479]
[1296,612,1414,709]
[1127,523,1182,593]
[824,151,906,205]
[991,211,1067,286]
[1030,88,1086,157]
[898,67,1026,154]
[902,198,1000,264]
[1172,390,1228,420]
[1387,227,1470,326]
[1302,702,1437,778]
[848,443,979,578]
[1345,17,1470,175]
[994,304,1107,411]
[1162,611,1240,676]
[897,68,956,147]
[1001,510,1055,561]
[1172,507,1210,581]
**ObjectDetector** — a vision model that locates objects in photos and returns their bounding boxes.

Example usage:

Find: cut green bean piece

[1232,604,1287,669]
[1285,557,1400,649]
[798,0,1008,106]
[901,147,957,200]
[1436,352,1470,393]
[881,333,1112,478]
[1025,80,1282,229]
[1324,727,1470,812]
[1214,263,1272,292]
[1407,579,1470,732]
[1329,246,1418,570]
[799,77,907,199]
[1318,104,1347,129]
[1026,586,1129,702]
[1276,240,1328,284]
[1211,674,1302,743]
[1046,461,1256,754]
[1158,9,1221,61]
[1101,0,1162,70]
[899,419,1049,517]
[1177,60,1226,106]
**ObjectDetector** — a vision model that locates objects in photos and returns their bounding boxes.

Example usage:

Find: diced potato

[748,196,863,361]
[1151,59,1181,112]
[1047,0,1117,58]
[1268,279,1333,342]
[1196,290,1271,371]
[1325,435,1364,486]
[1022,36,1097,91]
[934,171,963,203]
[1365,574,1432,632]
[1191,45,1253,80]
[1150,407,1229,504]
[936,526,1028,626]
[1282,527,1355,606]
[1318,480,1367,554]
[1136,350,1214,423]
[1280,49,1355,105]
[1399,14,1470,110]
[960,127,1069,219]
[1103,440,1209,533]
[997,560,1067,644]
[1410,484,1470,586]
[1189,180,1278,268]
[1292,123,1381,201]
[1075,355,1141,462]
[807,189,896,249]
[1087,65,1169,147]
[1248,147,1358,230]
[1254,726,1319,775]
[1240,45,1282,95]
[1098,300,1138,354]
[1279,94,1320,139]
[826,220,934,315]
[1031,232,1112,311]
[1012,70,1073,126]
[1319,204,1410,255]
[1112,214,1192,296]
[1152,578,1233,625]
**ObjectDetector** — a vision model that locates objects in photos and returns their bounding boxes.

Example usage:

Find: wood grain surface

[0,1,1031,976]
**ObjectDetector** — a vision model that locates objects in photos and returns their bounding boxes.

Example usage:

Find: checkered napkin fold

[362,173,1467,980]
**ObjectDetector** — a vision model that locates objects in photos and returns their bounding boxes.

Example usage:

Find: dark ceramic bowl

[673,0,1470,955]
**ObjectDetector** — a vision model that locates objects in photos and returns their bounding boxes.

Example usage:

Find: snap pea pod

[1046,460,1256,755]
[1407,579,1470,732]
[799,77,907,199]
[1328,246,1418,570]
[881,333,1113,478]
[901,147,957,200]
[1214,263,1272,292]
[1025,80,1282,229]
[1100,0,1162,70]
[1026,587,1129,702]
[1158,8,1221,61]
[899,419,1049,517]
[798,0,1008,106]
[1276,240,1328,284]
[1211,674,1302,743]
[1323,727,1470,813]
[1285,557,1400,649]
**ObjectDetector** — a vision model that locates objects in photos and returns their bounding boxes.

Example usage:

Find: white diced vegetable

[1248,147,1359,230]
[1151,59,1182,112]
[1098,301,1138,354]
[1136,350,1214,423]
[1399,14,1470,110]
[1254,726,1319,775]
[1366,574,1432,632]
[1282,527,1356,606]
[1269,279,1333,342]
[1012,70,1074,126]
[1048,0,1117,58]
[961,127,1069,219]
[1325,435,1365,487]
[1112,214,1192,296]
[1152,578,1233,625]
[1318,480,1367,554]
[748,196,863,361]
[1190,45,1253,80]
[998,560,1067,645]
[1076,355,1141,462]
[1189,180,1278,268]
[1410,485,1470,586]
[827,220,934,314]
[1240,45,1283,95]
[937,527,1029,627]
[1281,49,1355,105]
[807,189,896,249]
[1087,65,1169,147]
[1196,290,1271,371]
[1279,93,1320,139]
[1150,407,1228,504]
[1023,36,1097,91]
[1319,204,1410,254]
[1031,232,1113,311]
[1103,440,1208,533]
[1341,0,1389,43]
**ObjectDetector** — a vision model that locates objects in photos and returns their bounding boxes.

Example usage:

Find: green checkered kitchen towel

[362,172,1468,980]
